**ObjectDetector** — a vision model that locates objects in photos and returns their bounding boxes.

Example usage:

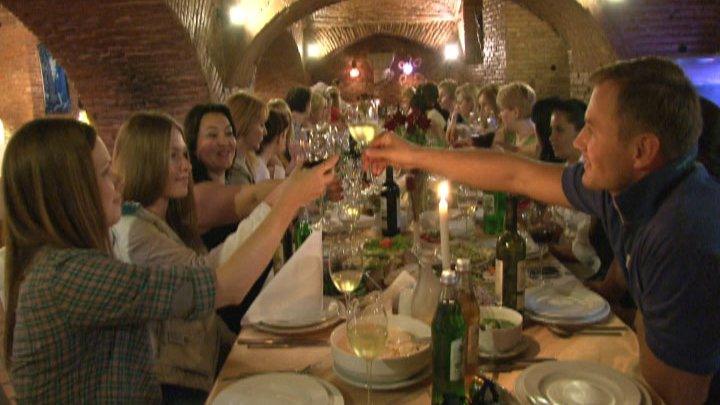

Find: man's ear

[632,132,663,170]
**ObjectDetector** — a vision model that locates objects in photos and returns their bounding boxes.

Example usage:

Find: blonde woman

[111,112,338,401]
[2,119,333,403]
[227,92,268,186]
[308,90,328,126]
[493,81,539,158]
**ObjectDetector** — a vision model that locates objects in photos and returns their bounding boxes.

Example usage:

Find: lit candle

[438,181,451,269]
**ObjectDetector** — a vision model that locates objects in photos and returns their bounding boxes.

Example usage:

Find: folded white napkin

[242,231,324,326]
[380,268,417,314]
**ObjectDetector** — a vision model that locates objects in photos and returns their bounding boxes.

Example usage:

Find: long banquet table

[207,255,657,404]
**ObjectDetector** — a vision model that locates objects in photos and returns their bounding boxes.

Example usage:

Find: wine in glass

[524,203,563,286]
[346,293,388,405]
[328,243,364,311]
[347,105,380,150]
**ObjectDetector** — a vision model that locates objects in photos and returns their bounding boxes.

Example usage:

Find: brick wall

[1,0,210,148]
[0,5,43,135]
[505,1,570,98]
[254,31,309,101]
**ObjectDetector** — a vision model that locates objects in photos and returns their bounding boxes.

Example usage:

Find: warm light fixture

[229,3,246,25]
[402,62,414,75]
[0,119,5,145]
[349,60,360,78]
[307,43,321,58]
[437,180,450,200]
[444,43,460,61]
[77,109,91,125]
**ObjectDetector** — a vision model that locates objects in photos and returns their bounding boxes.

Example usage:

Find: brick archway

[0,0,209,146]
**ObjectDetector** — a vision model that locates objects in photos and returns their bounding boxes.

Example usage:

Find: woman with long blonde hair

[2,118,336,403]
[226,92,268,185]
[112,112,338,402]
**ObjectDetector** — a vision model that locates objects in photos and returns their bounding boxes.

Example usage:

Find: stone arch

[0,0,210,146]
[254,30,308,101]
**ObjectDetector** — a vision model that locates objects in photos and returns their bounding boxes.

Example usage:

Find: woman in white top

[111,112,338,402]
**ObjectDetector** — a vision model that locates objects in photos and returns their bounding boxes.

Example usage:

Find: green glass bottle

[293,211,312,251]
[495,195,526,311]
[482,192,507,235]
[432,270,468,405]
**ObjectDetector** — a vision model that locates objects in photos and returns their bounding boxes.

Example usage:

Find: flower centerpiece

[383,109,434,220]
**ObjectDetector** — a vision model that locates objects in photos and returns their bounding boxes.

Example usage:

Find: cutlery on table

[236,337,329,348]
[547,325,623,338]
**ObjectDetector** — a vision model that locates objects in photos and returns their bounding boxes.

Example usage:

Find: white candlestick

[438,181,451,270]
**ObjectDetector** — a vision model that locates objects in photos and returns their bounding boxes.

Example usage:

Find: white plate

[525,303,610,327]
[525,284,608,320]
[213,373,330,405]
[318,379,345,405]
[333,364,431,391]
[259,297,342,330]
[478,334,530,360]
[517,361,642,405]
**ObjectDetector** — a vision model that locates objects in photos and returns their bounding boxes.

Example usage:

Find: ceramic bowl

[330,314,430,383]
[477,306,523,353]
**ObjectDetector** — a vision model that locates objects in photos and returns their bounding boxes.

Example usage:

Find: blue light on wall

[676,56,720,106]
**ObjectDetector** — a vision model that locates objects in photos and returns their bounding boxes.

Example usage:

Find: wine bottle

[432,270,467,405]
[495,195,526,311]
[483,191,506,235]
[456,258,480,380]
[381,166,400,236]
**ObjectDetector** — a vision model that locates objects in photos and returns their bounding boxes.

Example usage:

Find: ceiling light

[307,43,321,58]
[444,43,460,61]
[402,62,414,75]
[349,60,360,78]
[229,4,246,26]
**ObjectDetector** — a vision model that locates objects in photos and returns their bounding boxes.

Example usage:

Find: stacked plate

[524,282,610,326]
[213,373,343,405]
[515,361,651,405]
[254,297,343,335]
[332,364,431,391]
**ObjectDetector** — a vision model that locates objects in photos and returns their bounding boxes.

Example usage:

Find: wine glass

[457,185,480,237]
[328,242,364,314]
[338,196,363,237]
[346,293,389,405]
[522,202,563,286]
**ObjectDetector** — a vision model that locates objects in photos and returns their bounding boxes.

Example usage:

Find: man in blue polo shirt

[363,57,720,404]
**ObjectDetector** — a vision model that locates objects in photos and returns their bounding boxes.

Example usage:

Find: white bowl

[330,314,431,383]
[419,209,472,237]
[478,306,523,353]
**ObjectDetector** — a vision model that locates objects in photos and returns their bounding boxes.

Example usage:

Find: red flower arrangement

[383,108,431,146]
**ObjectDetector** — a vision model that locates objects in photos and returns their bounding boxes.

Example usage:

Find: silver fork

[220,361,321,382]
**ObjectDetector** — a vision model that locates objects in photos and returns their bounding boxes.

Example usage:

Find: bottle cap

[455,258,471,272]
[439,269,458,286]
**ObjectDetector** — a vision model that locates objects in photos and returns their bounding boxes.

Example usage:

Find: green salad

[363,235,411,256]
[480,317,516,330]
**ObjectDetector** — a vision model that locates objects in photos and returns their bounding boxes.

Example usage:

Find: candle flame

[438,181,450,200]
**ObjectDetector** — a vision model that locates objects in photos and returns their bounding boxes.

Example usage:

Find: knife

[237,337,329,348]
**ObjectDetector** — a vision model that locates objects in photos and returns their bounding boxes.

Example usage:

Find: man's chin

[581,173,602,191]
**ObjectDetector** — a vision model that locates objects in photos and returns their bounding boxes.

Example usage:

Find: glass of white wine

[328,243,364,315]
[347,105,380,150]
[346,293,388,405]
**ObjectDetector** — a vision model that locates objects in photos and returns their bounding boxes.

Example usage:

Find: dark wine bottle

[381,166,400,236]
[495,195,526,311]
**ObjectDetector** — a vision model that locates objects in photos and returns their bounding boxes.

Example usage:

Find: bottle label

[517,260,526,312]
[495,258,503,304]
[483,194,495,216]
[450,338,463,382]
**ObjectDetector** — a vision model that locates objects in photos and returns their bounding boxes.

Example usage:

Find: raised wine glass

[346,293,388,405]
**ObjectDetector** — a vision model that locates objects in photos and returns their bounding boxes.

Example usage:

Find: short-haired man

[364,57,720,404]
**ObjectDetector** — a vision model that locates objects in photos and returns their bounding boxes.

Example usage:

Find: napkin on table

[242,231,324,326]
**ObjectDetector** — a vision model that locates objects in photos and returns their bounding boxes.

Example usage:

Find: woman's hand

[283,155,339,208]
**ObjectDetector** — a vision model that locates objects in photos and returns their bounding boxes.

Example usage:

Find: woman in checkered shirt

[1,118,337,403]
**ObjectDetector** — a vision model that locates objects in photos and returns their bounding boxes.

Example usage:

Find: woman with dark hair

[285,86,312,141]
[184,103,279,250]
[412,82,447,145]
[255,109,290,182]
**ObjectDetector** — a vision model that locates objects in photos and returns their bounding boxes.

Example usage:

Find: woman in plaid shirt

[1,119,337,403]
